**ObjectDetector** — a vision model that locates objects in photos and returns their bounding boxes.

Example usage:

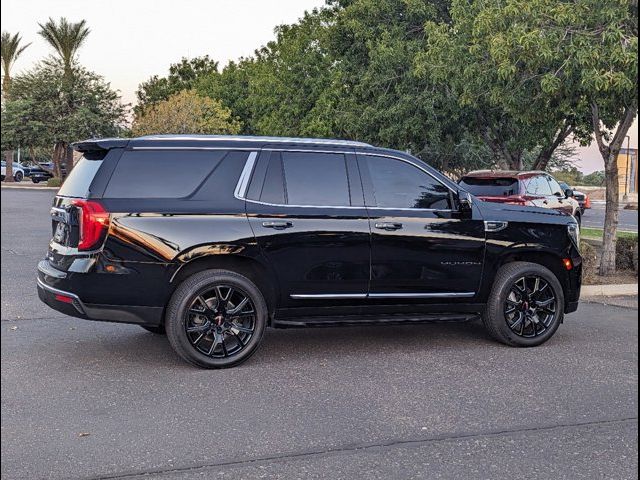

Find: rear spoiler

[72,138,129,153]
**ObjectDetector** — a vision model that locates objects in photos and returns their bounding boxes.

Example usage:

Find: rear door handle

[262,221,293,230]
[375,222,403,231]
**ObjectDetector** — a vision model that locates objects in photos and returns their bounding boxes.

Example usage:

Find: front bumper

[37,260,164,326]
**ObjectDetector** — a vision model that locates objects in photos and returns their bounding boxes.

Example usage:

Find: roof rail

[136,134,373,148]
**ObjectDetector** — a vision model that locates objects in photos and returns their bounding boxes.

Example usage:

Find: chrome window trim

[290,292,475,299]
[233,149,456,213]
[233,151,258,200]
[244,197,452,212]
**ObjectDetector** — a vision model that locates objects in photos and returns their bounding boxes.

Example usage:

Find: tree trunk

[64,145,75,177]
[599,156,620,275]
[4,151,15,182]
[52,142,65,179]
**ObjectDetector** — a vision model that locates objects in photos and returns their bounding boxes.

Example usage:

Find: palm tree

[38,17,90,77]
[38,18,90,177]
[1,31,30,183]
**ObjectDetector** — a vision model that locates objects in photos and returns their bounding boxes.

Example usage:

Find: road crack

[84,416,638,480]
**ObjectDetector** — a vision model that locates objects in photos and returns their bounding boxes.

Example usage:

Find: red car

[459,170,582,224]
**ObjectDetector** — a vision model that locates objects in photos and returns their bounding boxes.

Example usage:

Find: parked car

[1,161,27,182]
[459,170,582,225]
[559,182,591,213]
[28,163,63,183]
[37,136,582,368]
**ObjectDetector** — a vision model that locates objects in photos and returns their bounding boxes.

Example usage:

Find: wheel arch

[491,248,570,302]
[169,254,278,321]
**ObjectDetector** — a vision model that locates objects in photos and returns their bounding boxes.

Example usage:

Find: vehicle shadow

[54,318,494,371]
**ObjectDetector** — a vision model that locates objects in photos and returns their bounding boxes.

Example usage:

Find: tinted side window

[524,175,553,196]
[260,153,286,204]
[281,152,350,206]
[104,150,224,198]
[364,155,451,209]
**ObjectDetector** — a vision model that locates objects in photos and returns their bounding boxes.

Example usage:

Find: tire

[32,178,40,184]
[14,171,23,182]
[140,325,166,334]
[482,261,564,347]
[165,269,267,368]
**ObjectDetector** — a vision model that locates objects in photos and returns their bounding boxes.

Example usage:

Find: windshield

[459,177,519,197]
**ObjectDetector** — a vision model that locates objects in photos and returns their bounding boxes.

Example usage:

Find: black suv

[37,135,582,368]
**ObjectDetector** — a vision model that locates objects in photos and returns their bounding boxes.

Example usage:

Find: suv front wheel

[483,262,564,347]
[166,269,267,368]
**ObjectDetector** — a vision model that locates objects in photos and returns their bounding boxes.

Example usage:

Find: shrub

[616,236,638,271]
[47,177,62,188]
[580,241,598,284]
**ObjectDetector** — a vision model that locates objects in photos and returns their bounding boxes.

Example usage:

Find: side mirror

[564,188,574,198]
[458,191,473,216]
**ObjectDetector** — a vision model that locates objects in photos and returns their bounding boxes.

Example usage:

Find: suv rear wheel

[14,171,23,182]
[483,262,564,347]
[165,269,267,368]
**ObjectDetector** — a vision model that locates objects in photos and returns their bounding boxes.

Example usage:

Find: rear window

[57,157,103,198]
[459,177,519,197]
[103,150,225,198]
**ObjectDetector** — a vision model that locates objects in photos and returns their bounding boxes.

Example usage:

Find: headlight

[568,223,580,252]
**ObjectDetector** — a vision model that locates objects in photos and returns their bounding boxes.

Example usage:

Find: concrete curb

[1,185,58,191]
[582,283,638,297]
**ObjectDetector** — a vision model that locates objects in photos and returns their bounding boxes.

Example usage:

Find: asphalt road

[582,203,638,232]
[1,188,638,480]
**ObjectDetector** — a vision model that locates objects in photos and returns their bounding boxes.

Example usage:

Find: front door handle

[262,221,293,230]
[375,222,403,231]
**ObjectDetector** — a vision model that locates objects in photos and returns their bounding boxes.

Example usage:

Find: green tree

[136,56,219,113]
[417,0,593,171]
[1,31,30,182]
[196,58,258,134]
[2,61,128,165]
[38,17,92,175]
[132,89,241,136]
[38,17,90,78]
[582,171,605,187]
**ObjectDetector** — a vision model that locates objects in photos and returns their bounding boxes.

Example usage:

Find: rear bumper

[37,261,164,326]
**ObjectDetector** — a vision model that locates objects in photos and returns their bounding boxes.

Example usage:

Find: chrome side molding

[290,292,475,300]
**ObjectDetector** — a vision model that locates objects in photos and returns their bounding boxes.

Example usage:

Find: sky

[2,0,637,173]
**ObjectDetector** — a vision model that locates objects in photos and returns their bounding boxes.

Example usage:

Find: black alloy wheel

[483,261,564,347]
[184,285,256,358]
[504,276,558,338]
[166,270,267,368]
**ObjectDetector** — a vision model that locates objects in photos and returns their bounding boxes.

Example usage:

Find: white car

[1,161,26,182]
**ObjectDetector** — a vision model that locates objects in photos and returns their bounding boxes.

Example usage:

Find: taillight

[72,199,110,251]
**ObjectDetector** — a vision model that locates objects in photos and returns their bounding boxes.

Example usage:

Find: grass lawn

[581,227,638,240]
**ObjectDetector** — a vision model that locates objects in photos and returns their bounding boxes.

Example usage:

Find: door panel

[245,149,370,311]
[367,209,485,295]
[246,203,370,306]
[358,153,486,299]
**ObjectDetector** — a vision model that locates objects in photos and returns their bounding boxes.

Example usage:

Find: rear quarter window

[103,150,226,199]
